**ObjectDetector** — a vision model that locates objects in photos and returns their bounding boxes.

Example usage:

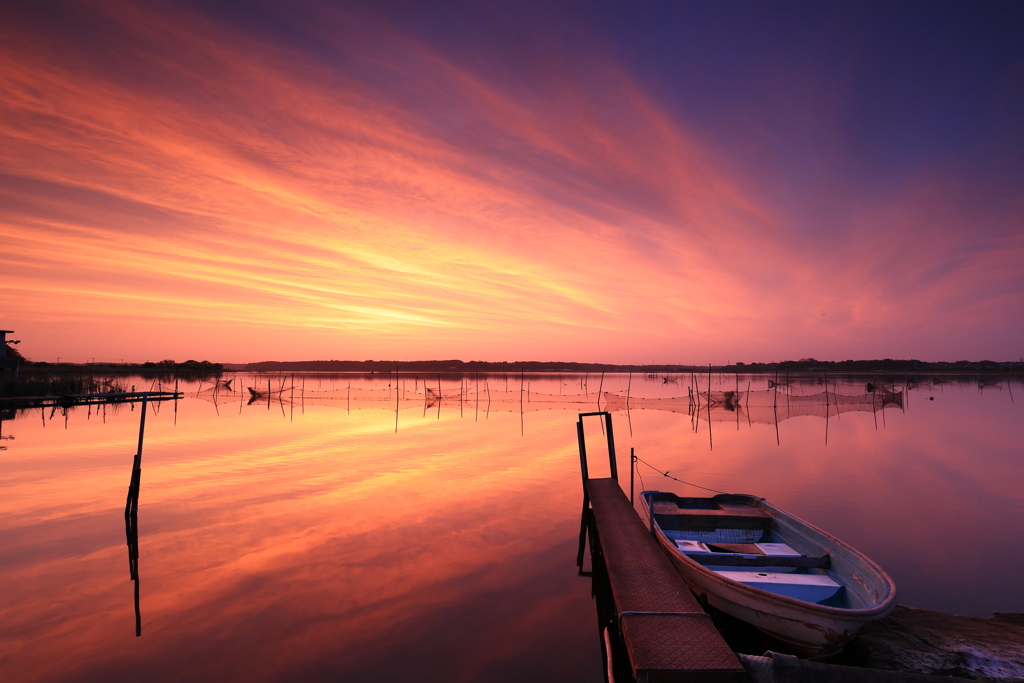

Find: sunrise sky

[2,1,1022,364]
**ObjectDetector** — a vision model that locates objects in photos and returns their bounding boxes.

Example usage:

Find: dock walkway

[577,412,744,682]
[0,391,181,409]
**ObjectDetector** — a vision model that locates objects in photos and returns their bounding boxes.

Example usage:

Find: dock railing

[576,410,617,485]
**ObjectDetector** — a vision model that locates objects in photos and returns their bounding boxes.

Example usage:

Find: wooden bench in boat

[684,553,831,569]
[714,571,843,603]
[652,504,774,532]
[672,540,832,568]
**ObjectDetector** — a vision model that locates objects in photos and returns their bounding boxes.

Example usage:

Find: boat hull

[644,494,896,656]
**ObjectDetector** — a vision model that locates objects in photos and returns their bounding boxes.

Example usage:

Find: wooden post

[707,364,713,450]
[577,418,589,486]
[630,447,636,505]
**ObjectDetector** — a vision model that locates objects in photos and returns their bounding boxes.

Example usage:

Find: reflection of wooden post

[520,369,525,436]
[872,383,878,430]
[124,393,147,638]
[707,364,713,450]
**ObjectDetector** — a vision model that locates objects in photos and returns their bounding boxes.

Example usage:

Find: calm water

[2,373,1022,682]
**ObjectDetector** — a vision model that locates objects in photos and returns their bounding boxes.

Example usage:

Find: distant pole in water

[746,381,752,428]
[597,371,605,411]
[693,373,701,434]
[395,367,399,433]
[520,369,524,436]
[707,363,713,450]
[125,393,148,638]
[824,367,829,445]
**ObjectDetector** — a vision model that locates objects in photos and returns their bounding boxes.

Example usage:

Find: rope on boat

[634,456,729,495]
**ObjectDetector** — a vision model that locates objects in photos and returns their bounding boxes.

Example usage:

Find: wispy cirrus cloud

[1,1,1020,362]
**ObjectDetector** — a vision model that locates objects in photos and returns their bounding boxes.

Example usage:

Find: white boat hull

[644,493,897,656]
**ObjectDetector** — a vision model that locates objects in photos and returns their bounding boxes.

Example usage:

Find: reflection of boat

[641,490,896,656]
[247,387,264,398]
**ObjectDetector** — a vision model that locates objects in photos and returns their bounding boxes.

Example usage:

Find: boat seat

[654,506,773,532]
[686,553,830,569]
[713,570,841,603]
[675,540,830,569]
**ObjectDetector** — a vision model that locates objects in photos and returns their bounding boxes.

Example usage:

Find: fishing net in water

[189,378,903,424]
[600,387,902,425]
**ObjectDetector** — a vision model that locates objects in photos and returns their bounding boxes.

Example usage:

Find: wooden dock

[577,412,745,682]
[0,391,181,410]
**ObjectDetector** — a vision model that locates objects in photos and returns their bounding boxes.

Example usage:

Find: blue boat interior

[645,491,850,607]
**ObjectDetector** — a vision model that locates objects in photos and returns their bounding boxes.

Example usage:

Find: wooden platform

[586,477,745,683]
[0,391,181,409]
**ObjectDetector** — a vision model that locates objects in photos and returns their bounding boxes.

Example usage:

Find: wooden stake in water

[124,393,148,638]
[630,448,636,505]
[707,364,713,451]
[824,368,829,445]
[519,369,524,436]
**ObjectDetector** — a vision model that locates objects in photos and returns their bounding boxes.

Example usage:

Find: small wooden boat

[641,491,896,656]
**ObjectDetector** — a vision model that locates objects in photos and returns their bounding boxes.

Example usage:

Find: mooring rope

[634,456,729,495]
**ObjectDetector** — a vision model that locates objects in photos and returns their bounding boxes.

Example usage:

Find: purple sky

[1,1,1022,363]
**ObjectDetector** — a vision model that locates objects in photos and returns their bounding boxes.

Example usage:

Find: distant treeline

[21,359,224,374]
[241,358,1022,374]
[734,358,1019,372]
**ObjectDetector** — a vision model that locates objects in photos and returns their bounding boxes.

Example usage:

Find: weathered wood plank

[586,478,745,682]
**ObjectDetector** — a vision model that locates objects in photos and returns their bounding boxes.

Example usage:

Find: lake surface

[2,372,1022,682]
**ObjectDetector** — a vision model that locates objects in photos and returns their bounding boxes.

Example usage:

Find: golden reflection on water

[1,374,1021,682]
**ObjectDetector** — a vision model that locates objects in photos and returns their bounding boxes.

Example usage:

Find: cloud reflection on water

[0,374,1021,681]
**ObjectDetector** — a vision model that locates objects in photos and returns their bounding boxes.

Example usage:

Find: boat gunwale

[643,491,897,620]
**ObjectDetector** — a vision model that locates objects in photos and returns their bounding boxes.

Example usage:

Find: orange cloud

[1,1,1020,363]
